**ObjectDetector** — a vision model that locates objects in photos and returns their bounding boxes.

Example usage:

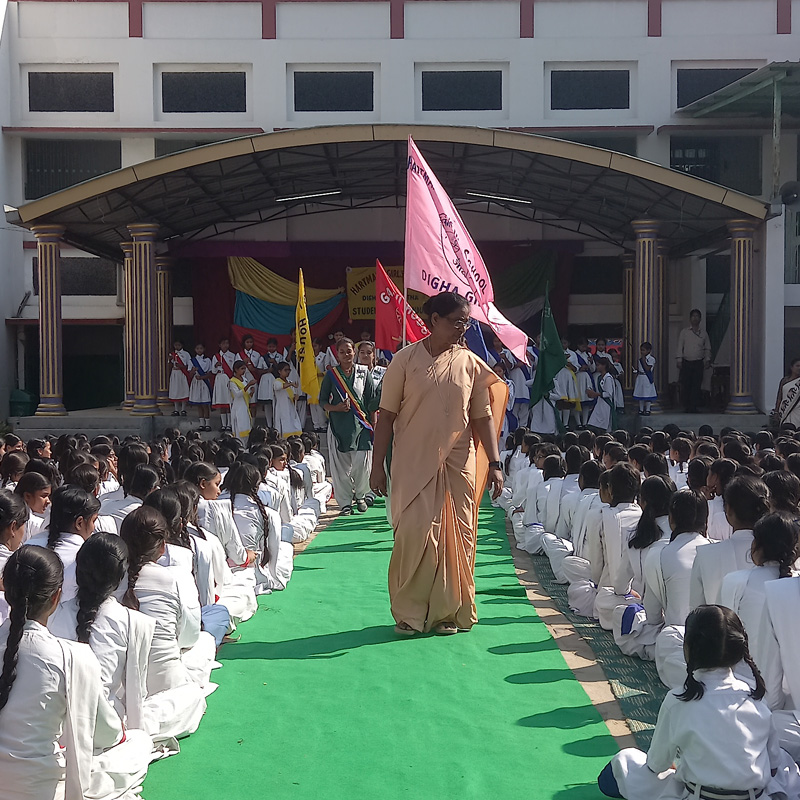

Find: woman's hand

[370,465,388,497]
[245,549,257,566]
[488,467,503,500]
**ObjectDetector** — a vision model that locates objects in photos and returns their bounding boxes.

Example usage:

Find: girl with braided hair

[13,470,50,540]
[228,462,293,593]
[119,506,216,699]
[0,491,28,623]
[600,605,800,800]
[27,485,100,603]
[0,545,152,799]
[101,462,160,533]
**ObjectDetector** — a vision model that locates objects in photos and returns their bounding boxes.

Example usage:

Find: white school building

[0,0,797,423]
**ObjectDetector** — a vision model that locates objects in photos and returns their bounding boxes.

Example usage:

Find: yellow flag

[296,269,321,405]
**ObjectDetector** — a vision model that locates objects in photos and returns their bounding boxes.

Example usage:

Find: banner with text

[346,265,426,319]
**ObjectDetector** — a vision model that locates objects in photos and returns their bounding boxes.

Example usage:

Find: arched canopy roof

[6,124,769,260]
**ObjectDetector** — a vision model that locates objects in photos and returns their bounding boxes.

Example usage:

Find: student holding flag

[319,337,377,516]
[528,292,568,435]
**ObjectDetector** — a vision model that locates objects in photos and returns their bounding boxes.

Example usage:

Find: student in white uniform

[632,341,657,416]
[560,339,583,430]
[574,338,596,428]
[229,360,257,444]
[0,491,28,624]
[601,604,800,800]
[13,470,51,540]
[310,339,330,432]
[525,454,566,555]
[611,351,625,413]
[188,343,213,432]
[706,458,736,541]
[301,432,332,510]
[100,463,161,533]
[586,358,616,433]
[169,339,192,417]
[27,486,101,603]
[643,491,711,688]
[212,338,237,433]
[119,506,215,701]
[272,362,304,439]
[668,437,692,491]
[228,463,293,594]
[237,334,263,409]
[290,438,331,514]
[690,475,769,608]
[0,545,152,800]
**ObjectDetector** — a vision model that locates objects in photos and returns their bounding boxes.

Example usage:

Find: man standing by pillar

[676,309,711,413]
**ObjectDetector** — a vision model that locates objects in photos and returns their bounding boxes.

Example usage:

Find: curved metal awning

[6,124,769,260]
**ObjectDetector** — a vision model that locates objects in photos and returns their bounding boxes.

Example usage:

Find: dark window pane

[676,68,755,108]
[570,256,623,294]
[670,136,761,195]
[29,72,114,112]
[162,72,246,113]
[550,70,629,110]
[293,72,373,112]
[25,139,121,199]
[705,255,730,294]
[421,71,502,111]
[33,257,117,296]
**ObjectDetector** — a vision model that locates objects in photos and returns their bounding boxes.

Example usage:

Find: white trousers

[309,403,328,430]
[327,427,371,506]
[541,533,573,583]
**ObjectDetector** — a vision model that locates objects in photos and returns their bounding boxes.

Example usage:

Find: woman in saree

[369,292,507,636]
[772,356,800,430]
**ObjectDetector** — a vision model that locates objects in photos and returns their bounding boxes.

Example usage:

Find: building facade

[0,0,797,417]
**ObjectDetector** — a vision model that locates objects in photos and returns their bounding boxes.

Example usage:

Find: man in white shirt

[676,309,711,414]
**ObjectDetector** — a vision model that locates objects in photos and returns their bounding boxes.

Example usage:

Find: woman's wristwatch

[488,461,502,470]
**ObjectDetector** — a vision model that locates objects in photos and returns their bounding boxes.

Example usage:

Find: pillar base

[157,392,172,409]
[35,400,67,416]
[123,398,135,410]
[131,402,161,416]
[726,395,758,415]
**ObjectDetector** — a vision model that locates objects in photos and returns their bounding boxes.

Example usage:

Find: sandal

[394,622,417,636]
[434,622,458,636]
[340,505,352,515]
[355,498,368,513]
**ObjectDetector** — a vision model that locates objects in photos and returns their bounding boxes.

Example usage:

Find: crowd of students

[0,427,332,800]
[496,422,800,799]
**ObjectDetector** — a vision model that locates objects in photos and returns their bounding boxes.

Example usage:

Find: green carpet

[143,500,617,800]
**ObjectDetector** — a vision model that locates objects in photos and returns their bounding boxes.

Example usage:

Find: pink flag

[375,260,429,352]
[404,136,528,361]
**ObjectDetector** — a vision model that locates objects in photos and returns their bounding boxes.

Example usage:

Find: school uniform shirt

[720,564,782,654]
[168,349,192,402]
[707,495,734,541]
[238,348,263,396]
[197,497,249,567]
[212,350,237,409]
[690,529,755,608]
[100,494,144,533]
[318,364,376,453]
[188,354,213,405]
[26,531,85,602]
[98,476,121,498]
[574,349,596,401]
[555,487,593,542]
[24,510,48,541]
[620,516,671,600]
[0,543,10,623]
[668,461,689,491]
[586,372,615,431]
[633,353,657,400]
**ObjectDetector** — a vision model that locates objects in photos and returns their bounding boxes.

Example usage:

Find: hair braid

[252,489,272,568]
[0,598,27,713]
[676,656,705,702]
[75,585,104,643]
[46,526,60,550]
[743,651,766,701]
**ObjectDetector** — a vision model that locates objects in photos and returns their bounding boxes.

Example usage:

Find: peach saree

[379,341,507,632]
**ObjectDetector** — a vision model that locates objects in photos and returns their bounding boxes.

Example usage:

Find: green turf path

[143,500,617,800]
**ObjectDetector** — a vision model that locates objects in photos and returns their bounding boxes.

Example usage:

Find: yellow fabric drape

[227,257,342,305]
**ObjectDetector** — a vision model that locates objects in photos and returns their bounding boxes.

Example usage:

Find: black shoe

[340,505,352,516]
[356,498,368,513]
[364,495,375,507]
[181,410,187,416]
[171,411,180,416]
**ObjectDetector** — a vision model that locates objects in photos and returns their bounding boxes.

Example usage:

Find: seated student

[683,456,711,495]
[265,444,317,544]
[64,463,119,534]
[13,471,51,541]
[643,491,711,688]
[642,451,670,479]
[667,437,691,490]
[522,454,566,554]
[119,507,216,699]
[101,463,161,532]
[626,444,649,477]
[690,476,770,608]
[295,436,332,512]
[542,460,603,584]
[183,462,256,570]
[228,463,293,594]
[706,458,736,541]
[594,463,643,630]
[0,491,28,624]
[0,546,152,800]
[763,470,800,514]
[519,442,559,525]
[564,470,613,618]
[288,438,325,517]
[27,486,100,603]
[0,451,28,490]
[553,446,590,539]
[600,605,800,800]
[102,442,149,505]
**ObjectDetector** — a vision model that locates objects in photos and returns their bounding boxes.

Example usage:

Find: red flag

[375,260,429,352]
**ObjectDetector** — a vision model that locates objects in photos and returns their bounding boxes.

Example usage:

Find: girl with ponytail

[13,471,51,539]
[228,462,292,593]
[599,605,786,800]
[0,491,29,622]
[119,507,216,696]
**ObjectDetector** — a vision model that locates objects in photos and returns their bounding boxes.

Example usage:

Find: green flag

[529,288,566,407]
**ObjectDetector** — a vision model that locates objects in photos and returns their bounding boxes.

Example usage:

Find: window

[32,257,117,296]
[670,136,762,195]
[161,72,246,113]
[705,255,729,294]
[293,72,373,112]
[550,70,630,110]
[421,70,502,111]
[28,72,114,112]
[570,257,623,294]
[25,139,121,199]
[676,68,755,108]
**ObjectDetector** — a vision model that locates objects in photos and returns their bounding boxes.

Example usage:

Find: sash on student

[639,357,654,384]
[327,366,373,435]
[217,353,234,378]
[779,375,800,425]
[230,377,252,426]
[171,351,192,380]
[577,351,596,391]
[191,356,212,390]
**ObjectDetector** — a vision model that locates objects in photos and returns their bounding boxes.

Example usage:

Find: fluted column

[32,225,67,416]
[128,223,161,415]
[656,242,669,402]
[155,256,174,409]
[633,219,662,412]
[621,253,635,396]
[121,242,135,410]
[726,220,758,414]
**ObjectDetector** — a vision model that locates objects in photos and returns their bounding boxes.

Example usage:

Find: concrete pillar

[657,242,669,403]
[121,242,135,410]
[726,220,758,414]
[632,219,662,412]
[621,252,635,396]
[155,256,174,409]
[127,223,161,416]
[32,225,66,416]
